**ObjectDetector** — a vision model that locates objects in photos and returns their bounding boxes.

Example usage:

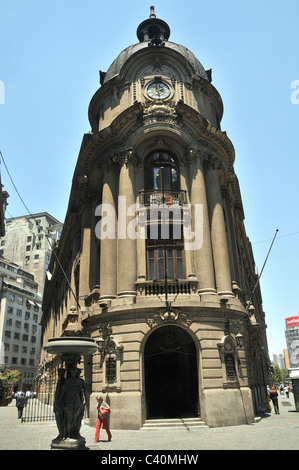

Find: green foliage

[0,369,21,387]
[271,363,288,384]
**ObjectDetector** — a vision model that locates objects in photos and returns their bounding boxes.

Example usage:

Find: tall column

[79,199,92,298]
[99,162,117,301]
[135,163,146,281]
[117,149,137,297]
[205,157,233,296]
[187,149,216,294]
[180,163,195,278]
[89,196,101,289]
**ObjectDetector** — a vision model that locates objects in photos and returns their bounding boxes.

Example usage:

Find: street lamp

[235,331,244,348]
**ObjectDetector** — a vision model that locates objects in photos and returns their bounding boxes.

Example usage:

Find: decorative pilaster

[99,162,118,301]
[117,149,137,297]
[205,154,233,296]
[187,148,216,295]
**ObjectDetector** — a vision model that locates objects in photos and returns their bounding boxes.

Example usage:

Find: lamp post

[225,318,244,348]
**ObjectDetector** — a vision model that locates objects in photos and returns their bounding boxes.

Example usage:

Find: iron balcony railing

[136,278,198,297]
[139,190,187,207]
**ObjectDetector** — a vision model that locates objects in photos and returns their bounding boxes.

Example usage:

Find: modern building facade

[40,8,271,428]
[1,213,62,294]
[273,353,285,369]
[285,316,299,368]
[0,258,42,389]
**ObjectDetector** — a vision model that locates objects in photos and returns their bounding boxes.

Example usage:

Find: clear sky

[1,0,298,361]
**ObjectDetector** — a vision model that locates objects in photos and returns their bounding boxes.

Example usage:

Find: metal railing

[21,377,56,423]
[136,278,198,296]
[139,190,187,207]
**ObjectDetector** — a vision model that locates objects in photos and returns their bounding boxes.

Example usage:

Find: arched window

[144,151,179,193]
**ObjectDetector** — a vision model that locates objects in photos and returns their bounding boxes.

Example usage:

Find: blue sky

[1,0,298,360]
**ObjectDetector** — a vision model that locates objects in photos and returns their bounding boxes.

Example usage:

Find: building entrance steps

[141,417,208,430]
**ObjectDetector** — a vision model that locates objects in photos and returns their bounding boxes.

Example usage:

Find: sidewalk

[0,393,298,451]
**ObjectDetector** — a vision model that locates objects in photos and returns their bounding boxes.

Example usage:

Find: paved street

[0,393,298,452]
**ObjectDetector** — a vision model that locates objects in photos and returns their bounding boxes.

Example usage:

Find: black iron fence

[22,377,56,423]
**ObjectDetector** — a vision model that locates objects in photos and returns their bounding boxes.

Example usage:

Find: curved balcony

[139,190,187,207]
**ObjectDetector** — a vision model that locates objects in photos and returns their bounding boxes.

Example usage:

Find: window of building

[147,245,185,280]
[144,151,179,193]
[144,150,186,281]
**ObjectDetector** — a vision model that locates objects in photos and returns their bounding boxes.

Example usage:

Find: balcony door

[144,151,179,193]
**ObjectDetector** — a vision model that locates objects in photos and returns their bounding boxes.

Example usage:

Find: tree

[0,369,21,397]
[271,363,288,384]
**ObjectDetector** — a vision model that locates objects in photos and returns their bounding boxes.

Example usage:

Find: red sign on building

[285,316,299,328]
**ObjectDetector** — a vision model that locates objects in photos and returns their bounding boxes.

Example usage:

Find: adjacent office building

[0,258,42,389]
[1,213,62,294]
[0,213,62,388]
[285,316,299,368]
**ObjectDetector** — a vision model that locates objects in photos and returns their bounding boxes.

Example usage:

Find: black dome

[102,7,209,84]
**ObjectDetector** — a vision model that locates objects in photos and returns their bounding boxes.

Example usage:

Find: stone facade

[40,8,271,428]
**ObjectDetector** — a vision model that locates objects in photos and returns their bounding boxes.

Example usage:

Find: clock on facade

[147,81,170,99]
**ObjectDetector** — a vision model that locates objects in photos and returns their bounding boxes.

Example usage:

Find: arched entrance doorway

[144,325,199,418]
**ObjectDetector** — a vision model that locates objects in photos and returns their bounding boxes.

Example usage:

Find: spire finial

[150,6,156,18]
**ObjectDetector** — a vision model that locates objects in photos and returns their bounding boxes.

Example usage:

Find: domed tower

[41,7,270,429]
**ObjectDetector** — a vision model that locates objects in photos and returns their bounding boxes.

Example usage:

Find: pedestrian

[285,385,289,398]
[270,386,280,414]
[16,392,27,419]
[94,396,112,442]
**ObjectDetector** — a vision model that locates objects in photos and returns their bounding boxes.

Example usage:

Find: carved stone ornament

[147,308,192,328]
[142,98,176,117]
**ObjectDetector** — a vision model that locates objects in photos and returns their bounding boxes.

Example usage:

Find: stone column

[135,163,146,282]
[79,199,92,299]
[187,149,216,295]
[205,156,233,296]
[89,196,100,289]
[180,163,195,278]
[99,162,117,301]
[117,149,137,297]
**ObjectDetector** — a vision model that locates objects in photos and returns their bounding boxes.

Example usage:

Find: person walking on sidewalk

[270,387,280,414]
[94,396,112,442]
[15,392,27,420]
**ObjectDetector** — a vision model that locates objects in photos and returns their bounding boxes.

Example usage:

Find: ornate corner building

[41,8,271,428]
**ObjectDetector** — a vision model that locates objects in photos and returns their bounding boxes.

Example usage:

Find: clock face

[147,82,170,99]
